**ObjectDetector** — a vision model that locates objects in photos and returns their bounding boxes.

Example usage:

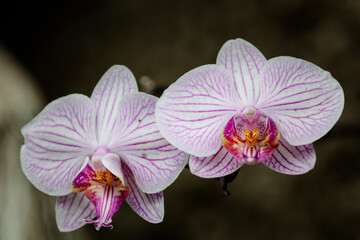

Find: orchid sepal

[264,137,316,175]
[189,146,243,178]
[56,193,96,232]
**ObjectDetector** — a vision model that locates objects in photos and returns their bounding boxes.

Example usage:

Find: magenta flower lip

[20,65,188,231]
[155,38,344,178]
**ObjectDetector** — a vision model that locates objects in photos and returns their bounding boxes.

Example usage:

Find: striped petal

[124,163,164,223]
[91,65,138,145]
[216,38,266,105]
[55,192,96,232]
[189,146,243,178]
[111,92,187,193]
[155,64,240,157]
[263,137,315,174]
[21,94,97,196]
[257,57,344,145]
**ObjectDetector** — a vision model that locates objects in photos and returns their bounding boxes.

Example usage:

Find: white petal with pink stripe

[257,57,344,146]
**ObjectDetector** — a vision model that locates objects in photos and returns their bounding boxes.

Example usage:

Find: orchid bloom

[155,38,344,178]
[21,65,188,231]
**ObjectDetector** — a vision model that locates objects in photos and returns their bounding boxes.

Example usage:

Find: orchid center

[96,169,119,186]
[222,108,280,165]
[71,147,130,230]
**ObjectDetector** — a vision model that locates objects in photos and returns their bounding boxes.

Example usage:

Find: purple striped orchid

[155,38,344,179]
[20,65,188,231]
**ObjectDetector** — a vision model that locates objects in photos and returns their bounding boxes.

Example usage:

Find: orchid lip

[71,156,130,230]
[222,109,280,165]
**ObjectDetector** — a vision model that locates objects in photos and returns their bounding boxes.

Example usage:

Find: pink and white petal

[257,57,344,145]
[101,153,125,186]
[90,65,138,145]
[21,94,98,196]
[123,164,164,223]
[263,137,316,175]
[189,146,243,178]
[216,38,266,105]
[111,92,188,193]
[56,192,96,232]
[155,64,240,157]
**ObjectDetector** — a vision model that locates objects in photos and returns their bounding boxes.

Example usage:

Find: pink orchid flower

[21,65,188,231]
[155,38,344,178]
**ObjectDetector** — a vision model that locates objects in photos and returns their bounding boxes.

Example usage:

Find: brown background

[1,0,359,239]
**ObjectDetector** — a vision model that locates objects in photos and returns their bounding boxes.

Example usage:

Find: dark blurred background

[1,0,359,239]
